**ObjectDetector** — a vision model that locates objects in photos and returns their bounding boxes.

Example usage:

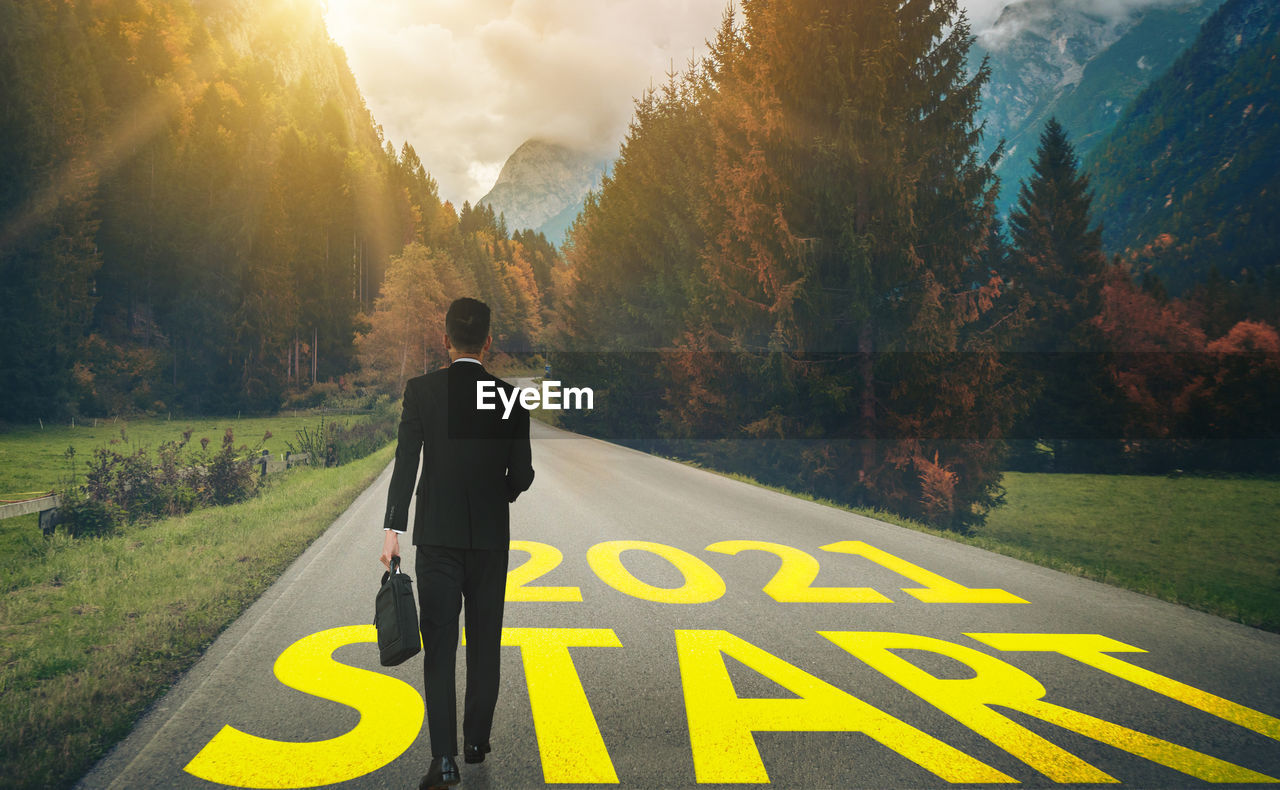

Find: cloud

[323,1,1187,205]
[324,0,728,205]
[964,0,1011,32]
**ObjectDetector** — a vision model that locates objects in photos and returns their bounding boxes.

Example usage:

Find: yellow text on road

[185,627,1279,786]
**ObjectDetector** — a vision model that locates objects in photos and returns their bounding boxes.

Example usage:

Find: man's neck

[450,354,482,365]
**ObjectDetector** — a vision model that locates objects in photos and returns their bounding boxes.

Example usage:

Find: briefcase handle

[381,555,405,587]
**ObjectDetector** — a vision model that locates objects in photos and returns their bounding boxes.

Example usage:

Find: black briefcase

[375,556,421,666]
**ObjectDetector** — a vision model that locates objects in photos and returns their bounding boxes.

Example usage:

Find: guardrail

[0,494,62,534]
[258,451,314,474]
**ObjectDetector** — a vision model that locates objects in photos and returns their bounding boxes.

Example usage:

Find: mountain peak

[478,140,609,242]
[973,0,1226,214]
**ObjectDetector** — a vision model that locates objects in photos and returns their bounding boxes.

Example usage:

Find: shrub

[200,428,259,505]
[56,487,122,538]
[334,398,398,462]
[916,451,959,527]
[283,381,341,409]
[283,400,397,468]
[54,427,265,536]
[329,412,397,465]
[285,418,331,467]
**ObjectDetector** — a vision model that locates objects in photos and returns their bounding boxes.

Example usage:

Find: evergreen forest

[3,0,1276,531]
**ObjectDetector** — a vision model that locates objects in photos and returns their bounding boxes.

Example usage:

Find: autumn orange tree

[356,207,551,394]
[357,243,466,391]
[1090,266,1280,472]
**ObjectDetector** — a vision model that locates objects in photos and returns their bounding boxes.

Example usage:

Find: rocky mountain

[478,139,609,245]
[974,0,1225,214]
[1086,0,1280,292]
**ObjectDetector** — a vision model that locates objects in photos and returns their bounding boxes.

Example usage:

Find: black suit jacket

[382,361,534,549]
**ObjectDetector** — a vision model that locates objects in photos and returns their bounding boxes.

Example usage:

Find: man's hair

[445,298,491,353]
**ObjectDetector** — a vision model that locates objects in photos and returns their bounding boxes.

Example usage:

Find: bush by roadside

[284,396,398,468]
[54,428,265,537]
[49,397,397,538]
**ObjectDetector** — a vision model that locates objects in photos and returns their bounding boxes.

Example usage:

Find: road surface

[78,420,1280,789]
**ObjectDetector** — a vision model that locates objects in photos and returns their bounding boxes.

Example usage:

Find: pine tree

[561,0,1024,528]
[555,34,722,443]
[0,0,105,420]
[563,62,712,351]
[1008,118,1107,352]
[688,0,1016,528]
[1008,118,1116,470]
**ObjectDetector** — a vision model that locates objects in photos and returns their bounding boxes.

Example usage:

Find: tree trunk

[859,321,875,481]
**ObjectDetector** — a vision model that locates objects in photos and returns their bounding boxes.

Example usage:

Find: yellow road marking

[587,540,726,604]
[823,631,1276,783]
[183,625,424,788]
[822,540,1028,603]
[507,540,584,602]
[675,629,1016,784]
[706,540,893,602]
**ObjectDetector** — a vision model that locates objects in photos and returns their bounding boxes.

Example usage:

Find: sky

[320,0,1155,207]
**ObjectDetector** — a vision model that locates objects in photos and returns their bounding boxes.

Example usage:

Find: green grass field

[983,472,1280,630]
[0,436,395,790]
[706,467,1280,632]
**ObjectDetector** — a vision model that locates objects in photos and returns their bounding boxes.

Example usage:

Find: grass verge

[682,464,1280,633]
[982,472,1280,630]
[0,412,379,560]
[0,442,394,790]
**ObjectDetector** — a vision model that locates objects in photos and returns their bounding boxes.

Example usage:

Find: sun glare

[319,0,357,45]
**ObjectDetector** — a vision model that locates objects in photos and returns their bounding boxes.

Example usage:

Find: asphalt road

[79,419,1280,789]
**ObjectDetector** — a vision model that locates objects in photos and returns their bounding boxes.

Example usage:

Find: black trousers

[415,544,508,758]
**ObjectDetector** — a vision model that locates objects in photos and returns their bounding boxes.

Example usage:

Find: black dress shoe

[419,755,461,789]
[463,742,491,764]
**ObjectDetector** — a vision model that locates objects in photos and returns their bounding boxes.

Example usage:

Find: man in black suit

[380,297,534,790]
